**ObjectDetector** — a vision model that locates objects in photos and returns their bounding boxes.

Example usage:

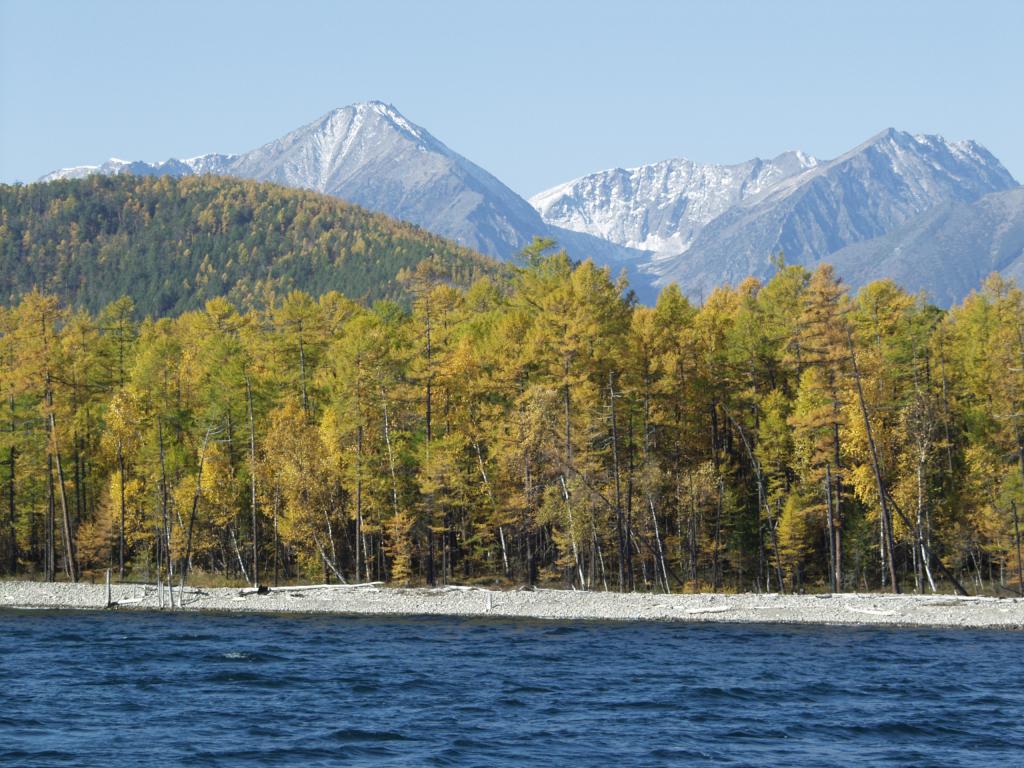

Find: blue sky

[1,0,1021,195]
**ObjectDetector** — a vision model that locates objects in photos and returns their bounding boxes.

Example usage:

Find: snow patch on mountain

[645,128,1019,299]
[530,151,819,258]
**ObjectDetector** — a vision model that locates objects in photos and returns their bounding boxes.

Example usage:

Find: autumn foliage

[0,241,1021,594]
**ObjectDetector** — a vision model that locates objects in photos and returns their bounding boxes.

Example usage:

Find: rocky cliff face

[531,151,819,257]
[534,128,1017,301]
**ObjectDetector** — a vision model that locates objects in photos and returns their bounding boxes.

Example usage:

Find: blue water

[1,611,1022,766]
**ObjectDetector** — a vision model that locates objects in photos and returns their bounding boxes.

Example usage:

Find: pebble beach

[3,580,1024,629]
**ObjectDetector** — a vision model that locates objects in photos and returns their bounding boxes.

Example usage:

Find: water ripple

[1,611,1023,766]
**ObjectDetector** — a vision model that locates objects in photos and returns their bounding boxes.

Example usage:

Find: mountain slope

[653,130,1018,297]
[40,102,653,290]
[221,102,550,260]
[0,175,500,315]
[530,151,819,257]
[827,187,1024,306]
[533,128,1018,301]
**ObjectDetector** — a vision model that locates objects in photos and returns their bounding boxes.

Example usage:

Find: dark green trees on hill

[0,175,497,315]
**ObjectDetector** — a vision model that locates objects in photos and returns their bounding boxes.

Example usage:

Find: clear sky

[1,0,1021,196]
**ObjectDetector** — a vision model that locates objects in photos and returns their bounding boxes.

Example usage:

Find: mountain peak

[832,127,1017,187]
[849,126,912,153]
[312,101,428,146]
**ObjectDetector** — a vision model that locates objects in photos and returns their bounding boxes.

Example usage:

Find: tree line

[1,241,1022,594]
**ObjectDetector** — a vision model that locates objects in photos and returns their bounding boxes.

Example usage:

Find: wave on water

[1,614,1022,766]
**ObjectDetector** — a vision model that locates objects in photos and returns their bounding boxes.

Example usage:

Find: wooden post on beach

[105,568,111,608]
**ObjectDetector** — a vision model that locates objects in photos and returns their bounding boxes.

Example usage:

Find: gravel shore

[2,580,1023,628]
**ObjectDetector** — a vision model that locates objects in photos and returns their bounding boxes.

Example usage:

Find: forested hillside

[1,241,1021,596]
[0,175,498,314]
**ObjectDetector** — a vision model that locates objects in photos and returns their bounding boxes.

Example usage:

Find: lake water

[1,611,1022,766]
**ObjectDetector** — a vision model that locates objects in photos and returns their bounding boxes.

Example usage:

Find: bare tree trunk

[636,387,656,593]
[559,475,585,588]
[920,539,937,593]
[1017,426,1024,594]
[884,488,969,596]
[49,409,77,582]
[648,496,670,593]
[322,506,342,581]
[847,331,899,593]
[474,440,509,578]
[180,427,213,591]
[312,531,344,581]
[423,306,436,587]
[970,548,984,592]
[228,525,250,584]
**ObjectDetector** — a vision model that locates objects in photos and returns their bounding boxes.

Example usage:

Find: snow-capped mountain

[534,128,1018,300]
[652,129,1017,298]
[40,155,235,181]
[39,111,1021,305]
[530,151,819,258]
[40,102,652,288]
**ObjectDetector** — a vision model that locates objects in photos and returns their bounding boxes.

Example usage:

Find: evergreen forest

[0,175,497,314]
[1,180,1023,596]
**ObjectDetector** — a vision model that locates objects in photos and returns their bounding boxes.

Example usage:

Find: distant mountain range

[42,102,654,296]
[42,103,1022,305]
[534,129,1020,303]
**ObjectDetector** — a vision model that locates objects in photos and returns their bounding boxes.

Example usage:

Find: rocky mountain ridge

[41,107,1021,305]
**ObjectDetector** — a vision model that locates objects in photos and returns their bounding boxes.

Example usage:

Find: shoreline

[2,580,1024,629]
